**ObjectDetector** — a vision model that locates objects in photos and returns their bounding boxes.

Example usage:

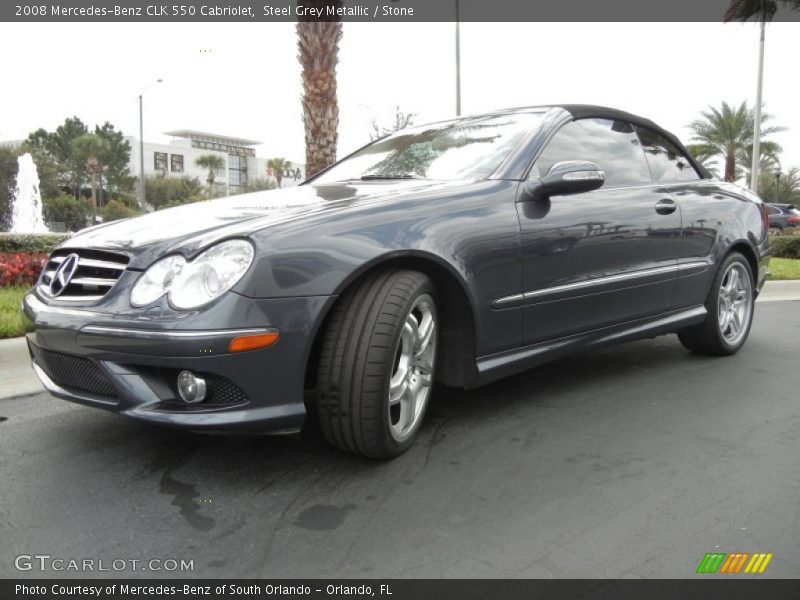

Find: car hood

[59,180,453,269]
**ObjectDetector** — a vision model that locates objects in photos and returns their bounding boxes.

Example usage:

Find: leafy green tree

[0,146,18,230]
[369,106,417,141]
[759,166,800,204]
[267,157,291,188]
[144,174,205,210]
[72,134,111,224]
[42,192,89,232]
[736,140,782,182]
[101,199,139,222]
[48,117,89,198]
[688,101,783,182]
[94,122,135,195]
[195,154,225,191]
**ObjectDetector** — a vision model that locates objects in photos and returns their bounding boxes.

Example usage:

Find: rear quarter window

[636,126,700,183]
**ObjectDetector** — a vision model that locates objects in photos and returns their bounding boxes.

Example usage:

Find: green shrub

[43,193,90,232]
[770,236,800,259]
[101,199,140,222]
[0,232,70,254]
[145,174,205,210]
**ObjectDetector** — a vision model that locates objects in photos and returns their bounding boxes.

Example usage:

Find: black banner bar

[3,0,800,23]
[4,579,800,600]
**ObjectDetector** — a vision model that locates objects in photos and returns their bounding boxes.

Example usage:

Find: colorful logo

[696,552,773,574]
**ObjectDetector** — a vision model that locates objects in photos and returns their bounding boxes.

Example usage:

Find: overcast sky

[1,22,798,179]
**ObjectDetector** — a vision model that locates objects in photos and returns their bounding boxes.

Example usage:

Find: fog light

[177,371,207,404]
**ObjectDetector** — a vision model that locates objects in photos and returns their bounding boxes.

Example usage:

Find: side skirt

[472,305,707,387]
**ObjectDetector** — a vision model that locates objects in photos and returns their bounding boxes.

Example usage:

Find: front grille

[39,248,129,303]
[30,345,118,398]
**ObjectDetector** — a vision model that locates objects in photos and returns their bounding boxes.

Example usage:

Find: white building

[127,130,305,195]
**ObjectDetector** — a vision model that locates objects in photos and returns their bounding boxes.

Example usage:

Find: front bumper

[23,290,334,432]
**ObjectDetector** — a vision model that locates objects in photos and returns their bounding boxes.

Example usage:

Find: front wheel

[678,252,755,356]
[316,270,437,458]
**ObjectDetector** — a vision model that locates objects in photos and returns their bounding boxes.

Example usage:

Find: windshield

[313,112,543,184]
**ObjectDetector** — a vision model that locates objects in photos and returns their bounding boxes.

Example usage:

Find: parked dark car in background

[23,105,770,458]
[766,203,800,235]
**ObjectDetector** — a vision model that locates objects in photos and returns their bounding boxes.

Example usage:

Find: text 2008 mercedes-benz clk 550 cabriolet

[24,105,770,458]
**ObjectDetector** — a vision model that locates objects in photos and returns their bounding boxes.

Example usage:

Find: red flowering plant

[0,252,48,287]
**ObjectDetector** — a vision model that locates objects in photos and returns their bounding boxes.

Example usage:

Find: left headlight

[130,239,255,310]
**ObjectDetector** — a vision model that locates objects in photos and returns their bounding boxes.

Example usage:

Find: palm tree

[685,143,721,178]
[195,154,225,194]
[724,0,800,191]
[297,1,343,177]
[267,157,291,188]
[688,101,783,182]
[736,139,782,182]
[72,133,110,224]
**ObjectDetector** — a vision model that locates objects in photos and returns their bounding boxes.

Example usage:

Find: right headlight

[130,239,254,310]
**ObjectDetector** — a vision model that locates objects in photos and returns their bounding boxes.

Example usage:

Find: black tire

[678,252,755,356]
[316,269,437,458]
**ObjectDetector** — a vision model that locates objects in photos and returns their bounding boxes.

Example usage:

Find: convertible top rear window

[313,113,544,183]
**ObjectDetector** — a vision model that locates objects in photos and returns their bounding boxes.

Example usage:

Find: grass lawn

[768,258,800,281]
[0,286,33,339]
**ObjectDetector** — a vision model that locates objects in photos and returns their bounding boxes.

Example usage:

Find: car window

[635,126,701,182]
[313,113,544,183]
[533,118,652,188]
[768,206,780,215]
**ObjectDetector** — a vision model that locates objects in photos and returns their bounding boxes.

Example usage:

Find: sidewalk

[1,280,799,400]
[0,335,39,398]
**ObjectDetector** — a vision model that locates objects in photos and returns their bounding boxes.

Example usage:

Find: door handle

[655,198,677,215]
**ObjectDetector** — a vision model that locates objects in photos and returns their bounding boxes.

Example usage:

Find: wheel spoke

[399,383,417,430]
[415,313,435,357]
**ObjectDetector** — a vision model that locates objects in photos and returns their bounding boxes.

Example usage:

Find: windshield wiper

[360,174,420,181]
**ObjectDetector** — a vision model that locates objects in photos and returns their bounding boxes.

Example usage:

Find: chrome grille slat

[50,256,126,270]
[69,277,118,287]
[40,249,129,303]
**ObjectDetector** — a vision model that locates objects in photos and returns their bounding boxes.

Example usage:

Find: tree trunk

[724,151,736,182]
[297,2,343,178]
[276,171,283,188]
[90,171,97,224]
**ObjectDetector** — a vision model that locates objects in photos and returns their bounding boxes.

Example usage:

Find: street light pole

[138,79,163,211]
[138,94,145,210]
[775,171,781,202]
[455,0,461,116]
[750,20,766,194]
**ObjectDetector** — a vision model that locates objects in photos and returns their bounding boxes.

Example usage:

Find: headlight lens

[130,240,254,309]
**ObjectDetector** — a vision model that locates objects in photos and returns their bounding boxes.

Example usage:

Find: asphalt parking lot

[1,301,799,579]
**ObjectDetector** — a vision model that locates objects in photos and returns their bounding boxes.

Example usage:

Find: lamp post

[138,79,163,210]
[775,170,782,202]
[750,20,766,194]
[455,0,461,116]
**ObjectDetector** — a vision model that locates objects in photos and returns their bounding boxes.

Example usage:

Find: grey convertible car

[24,105,770,458]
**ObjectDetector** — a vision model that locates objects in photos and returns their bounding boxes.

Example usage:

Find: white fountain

[10,153,48,233]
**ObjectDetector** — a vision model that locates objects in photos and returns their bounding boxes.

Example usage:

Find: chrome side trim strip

[80,325,276,340]
[492,261,710,309]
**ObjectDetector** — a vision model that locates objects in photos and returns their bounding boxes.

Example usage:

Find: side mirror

[522,161,605,201]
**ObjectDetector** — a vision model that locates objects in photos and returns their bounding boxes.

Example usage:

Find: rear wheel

[678,252,754,356]
[769,226,783,236]
[316,270,437,458]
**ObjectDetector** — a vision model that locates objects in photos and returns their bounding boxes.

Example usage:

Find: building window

[170,154,184,173]
[154,152,168,171]
[228,154,248,189]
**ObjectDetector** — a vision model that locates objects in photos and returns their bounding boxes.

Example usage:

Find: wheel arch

[304,251,479,394]
[727,240,759,283]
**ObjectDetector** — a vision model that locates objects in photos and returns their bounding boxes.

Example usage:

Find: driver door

[515,118,681,345]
